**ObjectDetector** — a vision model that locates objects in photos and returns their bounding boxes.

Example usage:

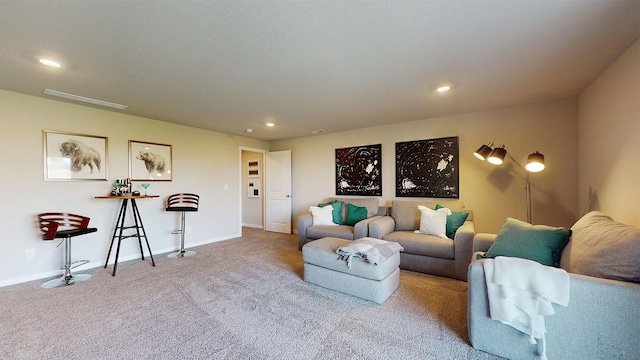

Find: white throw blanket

[336,238,404,268]
[483,256,570,360]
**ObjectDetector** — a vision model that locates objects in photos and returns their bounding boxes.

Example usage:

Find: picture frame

[248,179,261,198]
[335,144,382,196]
[43,130,108,181]
[247,160,260,178]
[129,140,172,181]
[395,136,459,198]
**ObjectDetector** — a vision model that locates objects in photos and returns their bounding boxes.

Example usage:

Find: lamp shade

[525,151,545,172]
[487,145,506,165]
[473,143,493,160]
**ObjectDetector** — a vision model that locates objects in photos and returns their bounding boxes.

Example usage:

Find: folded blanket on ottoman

[337,238,404,268]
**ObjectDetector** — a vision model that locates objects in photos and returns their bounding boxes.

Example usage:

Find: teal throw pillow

[436,204,469,239]
[345,203,368,226]
[480,218,572,267]
[318,200,344,225]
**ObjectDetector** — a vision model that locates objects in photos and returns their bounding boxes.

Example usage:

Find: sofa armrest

[473,233,497,253]
[297,214,313,250]
[353,215,383,239]
[468,259,640,360]
[368,216,395,239]
[453,220,475,281]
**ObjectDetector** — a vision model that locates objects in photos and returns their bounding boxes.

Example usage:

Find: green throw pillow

[480,218,572,267]
[435,204,469,239]
[345,203,368,226]
[318,200,344,225]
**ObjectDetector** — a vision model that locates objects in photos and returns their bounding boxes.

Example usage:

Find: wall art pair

[335,136,459,198]
[43,130,172,181]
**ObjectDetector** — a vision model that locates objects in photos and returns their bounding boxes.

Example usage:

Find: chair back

[38,213,91,240]
[166,193,200,212]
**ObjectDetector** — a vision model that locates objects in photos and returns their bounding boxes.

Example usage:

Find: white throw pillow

[416,205,450,239]
[309,206,337,226]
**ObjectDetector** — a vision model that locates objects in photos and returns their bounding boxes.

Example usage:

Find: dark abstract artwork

[395,137,459,198]
[336,144,382,196]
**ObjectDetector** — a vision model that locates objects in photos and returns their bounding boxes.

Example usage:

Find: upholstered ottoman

[302,237,401,304]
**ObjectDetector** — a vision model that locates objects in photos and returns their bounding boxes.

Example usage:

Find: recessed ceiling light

[266,123,275,127]
[311,130,326,134]
[246,128,253,133]
[39,58,62,68]
[436,85,451,93]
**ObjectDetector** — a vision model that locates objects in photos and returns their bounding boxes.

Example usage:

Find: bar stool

[166,193,199,258]
[38,213,97,288]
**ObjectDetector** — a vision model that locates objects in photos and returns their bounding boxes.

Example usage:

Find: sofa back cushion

[391,200,468,231]
[560,211,640,284]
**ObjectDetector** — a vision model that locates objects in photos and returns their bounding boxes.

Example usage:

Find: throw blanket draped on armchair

[484,256,570,360]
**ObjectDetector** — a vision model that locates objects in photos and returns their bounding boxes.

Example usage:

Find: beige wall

[0,89,270,286]
[578,40,640,226]
[272,99,579,234]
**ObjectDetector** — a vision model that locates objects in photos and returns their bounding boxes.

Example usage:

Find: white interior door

[265,150,291,233]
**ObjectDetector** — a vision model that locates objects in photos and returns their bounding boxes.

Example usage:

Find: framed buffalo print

[129,140,172,181]
[43,130,108,181]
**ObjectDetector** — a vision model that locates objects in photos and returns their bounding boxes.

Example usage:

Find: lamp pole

[506,153,533,223]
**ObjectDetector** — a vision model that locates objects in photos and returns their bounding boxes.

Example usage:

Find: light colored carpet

[0,228,502,360]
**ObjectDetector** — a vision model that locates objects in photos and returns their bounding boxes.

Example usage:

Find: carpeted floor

[0,228,503,359]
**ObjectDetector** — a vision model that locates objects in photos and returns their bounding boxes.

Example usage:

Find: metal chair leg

[168,211,196,258]
[42,237,91,288]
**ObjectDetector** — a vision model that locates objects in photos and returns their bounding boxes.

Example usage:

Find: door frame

[239,146,267,234]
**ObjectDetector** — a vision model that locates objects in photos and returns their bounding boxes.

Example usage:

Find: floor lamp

[474,142,545,223]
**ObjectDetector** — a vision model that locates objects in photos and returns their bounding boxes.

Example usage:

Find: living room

[0,1,638,358]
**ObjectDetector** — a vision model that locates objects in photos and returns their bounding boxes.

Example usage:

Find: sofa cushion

[382,231,454,259]
[318,200,344,225]
[480,218,571,267]
[309,206,336,226]
[307,225,355,240]
[391,200,466,231]
[436,204,470,239]
[560,211,640,284]
[331,197,379,220]
[345,203,368,226]
[417,205,450,239]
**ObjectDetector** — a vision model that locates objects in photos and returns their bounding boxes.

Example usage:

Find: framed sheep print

[43,130,108,181]
[129,140,172,181]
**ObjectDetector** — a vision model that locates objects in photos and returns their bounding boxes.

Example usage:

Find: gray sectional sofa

[297,197,386,250]
[468,211,640,359]
[369,200,475,281]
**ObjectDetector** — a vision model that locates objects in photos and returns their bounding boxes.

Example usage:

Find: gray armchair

[297,197,386,250]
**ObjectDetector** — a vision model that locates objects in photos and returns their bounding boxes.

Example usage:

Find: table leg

[111,199,129,276]
[104,198,127,272]
[131,199,155,267]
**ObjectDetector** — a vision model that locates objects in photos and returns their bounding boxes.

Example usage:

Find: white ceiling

[1,1,638,141]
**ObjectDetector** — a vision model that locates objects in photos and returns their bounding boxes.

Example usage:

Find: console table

[95,195,158,276]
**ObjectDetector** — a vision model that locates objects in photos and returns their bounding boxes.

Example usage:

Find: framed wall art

[248,179,261,198]
[247,160,260,178]
[43,130,108,181]
[335,144,382,196]
[129,140,172,181]
[395,136,459,198]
